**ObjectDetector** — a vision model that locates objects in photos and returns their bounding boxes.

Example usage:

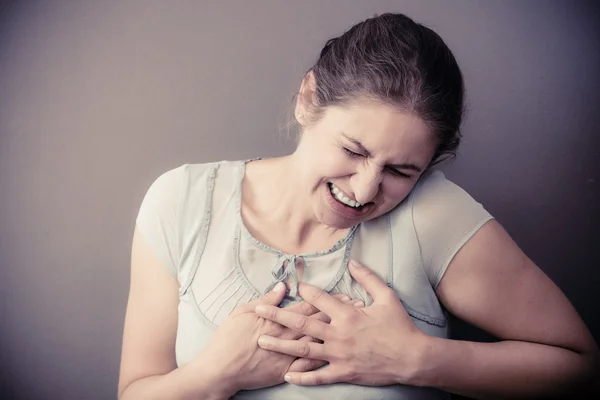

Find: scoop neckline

[235,158,359,258]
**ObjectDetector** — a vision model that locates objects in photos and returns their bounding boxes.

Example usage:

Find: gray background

[1,1,598,399]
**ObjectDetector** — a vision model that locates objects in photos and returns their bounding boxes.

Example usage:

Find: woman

[118,13,598,400]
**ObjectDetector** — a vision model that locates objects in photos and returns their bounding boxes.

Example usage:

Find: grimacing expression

[296,101,436,230]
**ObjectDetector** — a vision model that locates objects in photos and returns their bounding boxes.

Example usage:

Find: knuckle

[261,306,277,319]
[299,301,314,315]
[334,294,350,302]
[293,316,309,331]
[382,288,397,301]
[345,310,360,323]
[336,366,354,382]
[334,331,356,348]
[297,343,311,357]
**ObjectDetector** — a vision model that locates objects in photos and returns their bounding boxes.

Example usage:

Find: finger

[298,335,322,345]
[284,311,330,340]
[282,315,328,339]
[283,309,336,341]
[273,297,354,340]
[284,367,341,386]
[281,334,322,346]
[352,299,365,308]
[287,357,328,373]
[282,313,329,339]
[348,260,395,303]
[297,283,348,317]
[334,293,353,303]
[285,294,352,317]
[233,282,286,315]
[255,305,330,340]
[257,335,328,360]
[309,311,330,324]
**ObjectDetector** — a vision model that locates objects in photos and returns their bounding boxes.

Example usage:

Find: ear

[295,71,317,125]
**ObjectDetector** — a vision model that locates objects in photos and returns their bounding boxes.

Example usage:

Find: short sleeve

[135,166,187,278]
[411,171,494,289]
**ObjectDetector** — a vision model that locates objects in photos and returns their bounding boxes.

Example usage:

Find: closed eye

[386,167,410,179]
[343,147,362,158]
[344,147,410,178]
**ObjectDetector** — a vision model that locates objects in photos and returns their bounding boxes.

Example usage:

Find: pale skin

[118,72,599,399]
[256,236,600,399]
[118,228,364,400]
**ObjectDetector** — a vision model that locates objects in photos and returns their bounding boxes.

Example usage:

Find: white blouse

[135,159,493,399]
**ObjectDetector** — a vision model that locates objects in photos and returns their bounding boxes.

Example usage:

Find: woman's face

[295,100,436,230]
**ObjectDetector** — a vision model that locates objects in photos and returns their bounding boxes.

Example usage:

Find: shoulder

[387,170,494,288]
[135,160,244,277]
[146,160,243,196]
[137,160,244,226]
[389,169,489,223]
[411,169,479,209]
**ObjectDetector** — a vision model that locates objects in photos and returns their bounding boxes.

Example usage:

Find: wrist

[398,333,438,387]
[185,358,237,400]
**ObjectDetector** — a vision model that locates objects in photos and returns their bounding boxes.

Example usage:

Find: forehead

[321,100,435,163]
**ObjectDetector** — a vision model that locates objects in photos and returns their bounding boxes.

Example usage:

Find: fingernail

[284,374,292,383]
[340,295,351,302]
[258,335,269,346]
[255,305,267,314]
[353,300,364,307]
[273,282,285,292]
[349,260,361,269]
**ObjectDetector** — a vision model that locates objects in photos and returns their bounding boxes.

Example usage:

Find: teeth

[329,183,363,208]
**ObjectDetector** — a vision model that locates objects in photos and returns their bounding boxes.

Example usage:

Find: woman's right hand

[190,282,362,397]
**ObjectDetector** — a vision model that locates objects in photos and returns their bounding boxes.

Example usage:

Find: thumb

[348,260,392,303]
[258,282,287,306]
[233,282,286,316]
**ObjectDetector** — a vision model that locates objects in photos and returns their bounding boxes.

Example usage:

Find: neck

[242,156,341,250]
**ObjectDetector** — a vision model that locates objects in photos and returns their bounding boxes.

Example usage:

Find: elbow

[117,378,135,400]
[117,385,127,400]
[576,343,600,395]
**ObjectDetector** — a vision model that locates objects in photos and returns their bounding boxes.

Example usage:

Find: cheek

[312,152,353,179]
[382,180,416,205]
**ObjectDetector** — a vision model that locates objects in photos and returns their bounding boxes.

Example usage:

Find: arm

[410,220,599,399]
[117,227,231,400]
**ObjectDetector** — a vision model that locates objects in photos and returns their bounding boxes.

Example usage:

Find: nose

[350,165,382,204]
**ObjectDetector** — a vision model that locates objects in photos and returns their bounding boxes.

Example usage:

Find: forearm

[120,363,234,400]
[407,337,597,399]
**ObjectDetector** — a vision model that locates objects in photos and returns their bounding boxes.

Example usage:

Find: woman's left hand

[254,259,429,386]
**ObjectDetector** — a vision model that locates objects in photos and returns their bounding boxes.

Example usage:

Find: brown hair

[303,13,465,166]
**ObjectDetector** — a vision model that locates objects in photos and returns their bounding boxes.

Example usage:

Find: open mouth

[328,183,365,209]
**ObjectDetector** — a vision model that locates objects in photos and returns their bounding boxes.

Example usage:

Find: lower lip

[324,184,371,219]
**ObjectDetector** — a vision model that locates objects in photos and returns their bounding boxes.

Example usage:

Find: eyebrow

[341,133,423,173]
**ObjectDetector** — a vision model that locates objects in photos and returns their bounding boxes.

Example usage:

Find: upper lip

[329,182,360,203]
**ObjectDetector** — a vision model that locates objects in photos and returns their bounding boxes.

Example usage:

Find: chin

[316,207,368,229]
[321,217,357,230]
